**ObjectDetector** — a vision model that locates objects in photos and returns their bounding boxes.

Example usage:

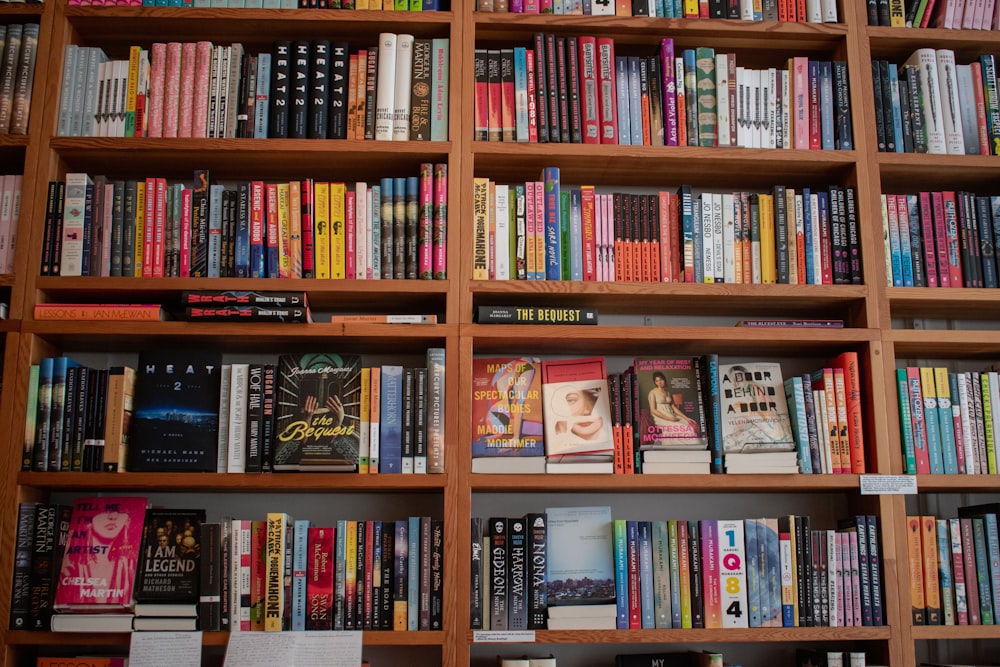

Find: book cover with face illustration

[541,357,614,461]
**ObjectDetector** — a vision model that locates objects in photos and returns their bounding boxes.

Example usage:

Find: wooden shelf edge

[5,629,446,647]
[912,474,1000,492]
[910,624,1000,640]
[473,142,858,163]
[469,473,861,492]
[467,626,891,643]
[17,471,448,492]
[64,5,454,21]
[35,276,452,293]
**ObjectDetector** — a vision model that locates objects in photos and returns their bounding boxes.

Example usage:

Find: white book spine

[722,193,735,283]
[935,49,966,155]
[957,372,976,473]
[793,193,805,284]
[822,0,838,21]
[8,174,21,275]
[806,0,823,22]
[906,48,947,154]
[716,54,730,147]
[0,176,11,272]
[239,519,252,630]
[227,362,248,473]
[100,182,113,277]
[375,33,397,141]
[826,529,839,626]
[392,34,414,141]
[226,43,244,139]
[56,44,78,137]
[718,519,749,628]
[712,192,724,282]
[59,172,91,276]
[701,192,714,282]
[494,184,510,280]
[216,364,232,472]
[69,45,89,137]
[767,67,778,150]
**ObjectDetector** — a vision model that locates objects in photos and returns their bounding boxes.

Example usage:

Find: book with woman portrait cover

[718,362,795,452]
[272,353,362,472]
[540,357,614,461]
[471,357,545,471]
[53,496,149,612]
[634,357,708,450]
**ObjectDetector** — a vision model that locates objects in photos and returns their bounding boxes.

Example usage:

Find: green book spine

[695,47,717,148]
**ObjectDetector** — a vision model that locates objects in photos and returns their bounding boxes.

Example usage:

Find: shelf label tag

[224,631,363,666]
[859,474,918,495]
[130,631,202,667]
[473,630,536,643]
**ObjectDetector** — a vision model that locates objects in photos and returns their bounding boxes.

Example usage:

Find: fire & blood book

[133,508,206,616]
[718,362,796,452]
[129,350,223,472]
[471,357,545,472]
[633,357,708,450]
[272,353,362,472]
[540,357,615,461]
[53,496,149,612]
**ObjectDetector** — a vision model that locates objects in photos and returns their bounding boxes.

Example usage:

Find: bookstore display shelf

[7,630,445,647]
[63,7,454,45]
[884,288,1000,321]
[910,625,1000,640]
[467,627,892,643]
[876,153,1000,191]
[910,474,1000,492]
[865,25,1000,55]
[887,329,1000,357]
[468,473,865,492]
[17,471,448,493]
[472,144,858,188]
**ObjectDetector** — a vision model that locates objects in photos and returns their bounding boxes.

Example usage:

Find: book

[272,353,362,472]
[545,506,616,622]
[718,362,796,453]
[541,357,615,461]
[133,508,206,615]
[475,305,598,324]
[633,357,708,450]
[53,496,149,612]
[736,319,845,328]
[128,350,222,472]
[33,304,166,321]
[471,357,545,473]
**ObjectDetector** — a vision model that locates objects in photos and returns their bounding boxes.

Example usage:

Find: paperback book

[719,362,796,452]
[540,358,615,462]
[471,357,545,473]
[634,357,708,450]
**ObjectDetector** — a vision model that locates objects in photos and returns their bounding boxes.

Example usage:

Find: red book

[970,61,990,155]
[345,189,356,279]
[949,519,968,625]
[577,36,600,144]
[626,521,641,628]
[941,191,963,287]
[581,186,597,281]
[796,0,806,20]
[180,188,192,277]
[433,163,448,280]
[250,520,266,631]
[177,42,197,138]
[147,43,167,138]
[919,192,939,287]
[162,42,183,139]
[500,50,516,143]
[250,181,265,278]
[192,41,213,139]
[363,521,375,629]
[906,367,932,475]
[487,50,502,142]
[930,191,951,287]
[648,195,660,282]
[418,163,434,279]
[142,177,156,278]
[596,38,618,144]
[829,351,865,473]
[306,526,334,630]
[960,518,981,625]
[300,179,315,279]
[152,178,167,278]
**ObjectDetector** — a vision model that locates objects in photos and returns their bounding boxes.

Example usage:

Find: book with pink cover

[53,496,149,612]
[541,357,614,461]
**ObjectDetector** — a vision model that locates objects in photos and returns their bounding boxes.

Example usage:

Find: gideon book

[634,357,708,450]
[718,362,796,452]
[471,357,544,459]
[129,350,223,472]
[272,353,362,471]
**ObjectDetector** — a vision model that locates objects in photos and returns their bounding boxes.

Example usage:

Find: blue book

[801,188,813,283]
[936,519,955,625]
[33,358,54,471]
[292,519,310,631]
[760,518,780,626]
[560,191,571,281]
[783,376,813,474]
[569,189,583,281]
[627,57,642,146]
[248,183,265,279]
[865,515,884,626]
[613,519,629,629]
[208,184,224,278]
[907,195,925,287]
[513,48,529,143]
[234,183,251,278]
[934,368,959,475]
[379,365,404,473]
[380,178,394,278]
[744,519,761,627]
[887,195,903,287]
[334,519,347,630]
[371,184,381,280]
[898,194,915,287]
[638,521,655,629]
[615,56,631,145]
[542,167,561,281]
[887,62,905,154]
[898,369,917,474]
[407,516,420,631]
[819,61,835,150]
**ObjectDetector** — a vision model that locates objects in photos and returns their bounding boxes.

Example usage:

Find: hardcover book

[133,508,206,612]
[634,357,708,450]
[471,357,544,469]
[129,350,223,472]
[718,362,796,452]
[541,357,615,461]
[53,496,149,612]
[545,505,616,620]
[272,353,362,472]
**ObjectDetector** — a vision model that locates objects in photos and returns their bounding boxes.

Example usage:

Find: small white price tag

[473,630,536,643]
[859,474,918,495]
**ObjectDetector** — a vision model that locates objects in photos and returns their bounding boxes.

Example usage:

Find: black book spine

[430,518,444,631]
[957,192,975,288]
[289,41,310,139]
[219,519,230,631]
[470,517,484,630]
[906,195,926,287]
[631,0,649,13]
[647,55,664,147]
[832,61,853,150]
[877,0,891,24]
[401,367,415,472]
[191,170,210,277]
[200,522,222,631]
[709,0,726,17]
[329,42,349,140]
[506,517,527,631]
[69,366,89,472]
[565,36,582,144]
[489,517,508,630]
[260,364,276,472]
[80,183,94,276]
[270,41,291,139]
[58,365,78,471]
[879,60,896,153]
[308,40,331,139]
[544,34,561,143]
[977,195,998,288]
[966,191,984,288]
[773,185,789,284]
[555,36,571,144]
[81,367,105,472]
[843,186,862,284]
[902,65,927,153]
[371,521,383,631]
[871,61,886,152]
[867,0,879,24]
[122,180,137,278]
[354,520,366,629]
[526,513,547,629]
[39,181,60,276]
[866,515,884,626]
[9,503,36,630]
[245,364,264,473]
[410,38,432,141]
[381,525,394,630]
[28,504,57,630]
[532,34,550,143]
[800,515,814,626]
[364,46,378,141]
[109,180,124,277]
[898,76,914,153]
[235,49,251,139]
[687,520,704,628]
[243,54,258,140]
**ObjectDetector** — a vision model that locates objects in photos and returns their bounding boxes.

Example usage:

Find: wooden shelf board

[886,287,1000,320]
[65,8,453,45]
[888,329,1000,358]
[911,475,1000,492]
[468,627,891,643]
[473,144,857,189]
[18,472,447,492]
[49,138,450,178]
[867,26,1000,60]
[910,625,1000,640]
[0,135,29,148]
[0,3,43,13]
[469,473,861,492]
[6,630,445,647]
[877,154,1000,192]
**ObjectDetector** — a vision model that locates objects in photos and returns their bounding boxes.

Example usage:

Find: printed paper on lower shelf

[473,630,536,642]
[223,631,363,667]
[130,631,202,667]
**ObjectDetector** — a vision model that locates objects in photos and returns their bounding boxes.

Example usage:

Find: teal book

[379,365,404,473]
[971,517,995,624]
[958,503,1000,625]
[638,521,655,629]
[667,520,682,628]
[559,190,571,280]
[935,519,955,626]
[407,515,419,631]
[292,519,310,631]
[334,519,347,630]
[896,368,917,474]
[430,39,450,142]
[784,376,813,474]
[613,519,629,629]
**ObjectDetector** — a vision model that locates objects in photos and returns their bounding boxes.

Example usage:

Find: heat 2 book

[128,350,223,472]
[272,353,362,472]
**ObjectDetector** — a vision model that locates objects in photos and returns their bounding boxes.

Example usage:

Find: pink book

[177,42,197,138]
[658,191,671,282]
[192,42,213,139]
[53,496,149,611]
[525,179,537,280]
[941,191,963,287]
[961,0,977,27]
[848,530,862,627]
[345,189,356,279]
[101,182,114,276]
[523,0,539,12]
[266,183,280,278]
[162,42,183,139]
[581,186,596,281]
[596,38,617,145]
[659,38,677,147]
[525,50,538,143]
[577,37,600,145]
[180,188,192,277]
[700,520,722,628]
[919,0,938,25]
[433,163,448,280]
[418,163,433,279]
[534,181,546,280]
[918,192,939,287]
[792,56,810,150]
[930,191,951,288]
[152,178,167,278]
[142,178,155,278]
[593,193,604,282]
[146,43,167,139]
[970,62,990,155]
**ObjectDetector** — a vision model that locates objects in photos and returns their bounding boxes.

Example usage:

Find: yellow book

[289,181,303,278]
[356,0,370,8]
[369,0,383,8]
[676,520,692,628]
[369,366,381,474]
[758,193,775,284]
[314,181,331,279]
[264,513,291,631]
[277,183,292,279]
[330,183,346,279]
[344,519,358,622]
[134,180,146,277]
[684,0,699,16]
[889,0,906,25]
[347,55,359,140]
[359,367,371,474]
[472,177,489,280]
[125,46,142,138]
[919,366,940,473]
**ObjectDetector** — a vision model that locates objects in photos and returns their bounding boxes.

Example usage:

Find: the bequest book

[272,352,362,471]
[128,350,223,472]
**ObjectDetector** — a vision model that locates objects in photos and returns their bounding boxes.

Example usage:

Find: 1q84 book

[476,306,598,324]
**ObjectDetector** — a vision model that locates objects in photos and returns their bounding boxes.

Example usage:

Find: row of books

[23,348,447,475]
[474,37,853,151]
[473,173,862,285]
[57,35,449,141]
[905,505,1000,626]
[498,657,555,667]
[867,0,999,28]
[873,50,1000,155]
[471,508,884,631]
[471,353,866,476]
[0,174,22,275]
[74,0,444,7]
[615,651,872,667]
[895,367,1000,475]
[476,0,838,21]
[882,191,999,289]
[0,24,39,136]
[39,165,449,280]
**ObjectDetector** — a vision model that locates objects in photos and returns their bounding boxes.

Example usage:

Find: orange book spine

[906,516,926,625]
[289,181,303,278]
[830,351,866,473]
[34,304,163,321]
[347,54,359,140]
[920,515,942,624]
